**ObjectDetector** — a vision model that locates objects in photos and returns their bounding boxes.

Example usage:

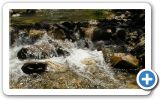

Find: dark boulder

[92,26,116,41]
[17,48,29,60]
[17,47,36,60]
[62,22,76,30]
[21,62,47,74]
[17,47,50,60]
[56,48,70,56]
[55,24,76,41]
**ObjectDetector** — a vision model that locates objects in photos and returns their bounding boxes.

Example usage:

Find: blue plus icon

[142,73,153,85]
[137,69,158,90]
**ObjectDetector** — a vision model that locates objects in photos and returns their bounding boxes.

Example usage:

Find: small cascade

[10,32,127,88]
[9,9,143,88]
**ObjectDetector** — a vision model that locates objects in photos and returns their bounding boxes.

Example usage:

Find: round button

[136,69,158,90]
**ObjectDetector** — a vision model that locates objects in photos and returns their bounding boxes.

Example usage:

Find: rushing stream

[10,32,138,89]
[9,9,144,89]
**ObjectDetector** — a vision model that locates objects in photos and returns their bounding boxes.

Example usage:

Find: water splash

[10,32,137,89]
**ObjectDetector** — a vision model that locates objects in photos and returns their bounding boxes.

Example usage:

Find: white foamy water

[66,48,106,71]
[10,44,110,76]
[10,32,138,89]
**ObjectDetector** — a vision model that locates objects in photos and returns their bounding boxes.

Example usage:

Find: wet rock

[17,44,54,60]
[21,62,47,74]
[17,48,29,60]
[55,23,78,41]
[17,43,70,60]
[92,26,116,41]
[111,53,139,72]
[62,22,76,30]
[29,29,44,38]
[56,48,70,56]
[48,28,66,40]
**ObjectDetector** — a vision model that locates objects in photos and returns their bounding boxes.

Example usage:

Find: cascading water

[9,9,146,89]
[10,30,138,89]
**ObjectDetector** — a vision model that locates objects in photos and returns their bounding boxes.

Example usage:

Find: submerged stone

[81,58,97,73]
